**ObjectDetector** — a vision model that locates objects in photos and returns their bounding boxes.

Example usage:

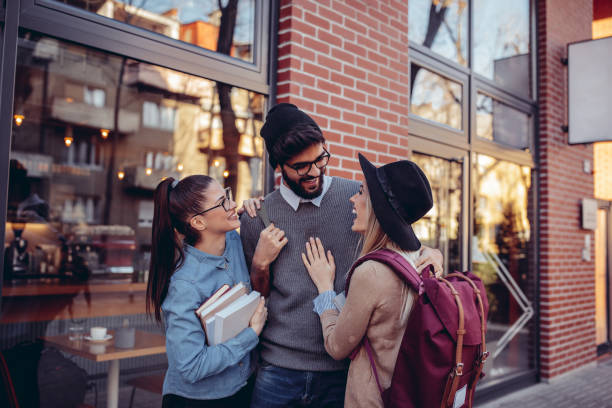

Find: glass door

[412,152,464,274]
[472,153,535,382]
[596,203,611,353]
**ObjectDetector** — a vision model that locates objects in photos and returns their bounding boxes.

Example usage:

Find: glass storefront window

[473,0,531,98]
[53,0,256,63]
[412,153,463,274]
[472,153,534,383]
[409,0,468,66]
[3,31,264,403]
[476,93,530,151]
[410,64,463,130]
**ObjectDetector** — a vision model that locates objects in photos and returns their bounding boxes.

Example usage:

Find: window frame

[468,149,539,390]
[471,84,535,168]
[20,0,270,94]
[0,0,21,314]
[409,48,470,150]
[408,136,470,272]
[408,0,540,393]
[0,0,278,309]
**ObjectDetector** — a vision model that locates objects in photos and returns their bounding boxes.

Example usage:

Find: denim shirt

[161,231,259,400]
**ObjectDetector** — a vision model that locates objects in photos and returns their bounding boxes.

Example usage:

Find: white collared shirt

[279,175,332,211]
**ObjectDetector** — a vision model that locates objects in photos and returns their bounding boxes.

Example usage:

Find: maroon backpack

[345,249,489,408]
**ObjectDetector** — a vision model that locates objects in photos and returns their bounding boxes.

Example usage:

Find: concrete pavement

[478,355,612,408]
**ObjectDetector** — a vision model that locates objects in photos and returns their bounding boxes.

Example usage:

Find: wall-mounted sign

[568,37,612,144]
[581,198,597,230]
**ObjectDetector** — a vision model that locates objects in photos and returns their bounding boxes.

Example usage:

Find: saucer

[84,334,113,343]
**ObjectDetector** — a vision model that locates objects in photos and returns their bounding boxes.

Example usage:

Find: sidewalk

[478,356,612,408]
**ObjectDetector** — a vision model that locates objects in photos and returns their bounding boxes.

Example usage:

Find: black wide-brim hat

[358,153,433,251]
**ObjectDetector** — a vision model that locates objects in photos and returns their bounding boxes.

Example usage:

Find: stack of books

[195,282,261,346]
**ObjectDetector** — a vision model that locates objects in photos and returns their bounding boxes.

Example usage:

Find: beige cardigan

[320,259,416,408]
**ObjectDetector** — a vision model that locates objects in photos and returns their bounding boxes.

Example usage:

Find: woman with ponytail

[147,175,267,408]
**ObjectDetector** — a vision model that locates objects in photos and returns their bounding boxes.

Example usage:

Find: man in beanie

[240,103,442,407]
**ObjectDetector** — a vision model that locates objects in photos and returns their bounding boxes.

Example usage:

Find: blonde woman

[302,154,436,408]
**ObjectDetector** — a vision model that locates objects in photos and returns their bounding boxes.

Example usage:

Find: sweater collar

[279,175,332,211]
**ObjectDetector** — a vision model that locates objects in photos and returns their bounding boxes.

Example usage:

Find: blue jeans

[250,362,347,408]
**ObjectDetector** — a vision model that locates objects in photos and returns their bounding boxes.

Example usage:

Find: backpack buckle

[455,363,464,376]
[480,351,489,364]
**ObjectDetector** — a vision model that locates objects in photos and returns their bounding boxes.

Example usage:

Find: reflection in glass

[409,0,468,66]
[412,153,462,274]
[473,0,531,97]
[476,93,530,150]
[2,30,264,375]
[410,64,462,130]
[472,154,534,383]
[54,0,255,63]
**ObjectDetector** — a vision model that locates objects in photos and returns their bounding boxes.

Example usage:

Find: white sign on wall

[568,37,612,144]
[581,198,598,230]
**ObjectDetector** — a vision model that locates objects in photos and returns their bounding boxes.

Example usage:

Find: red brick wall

[276,0,410,180]
[537,0,595,379]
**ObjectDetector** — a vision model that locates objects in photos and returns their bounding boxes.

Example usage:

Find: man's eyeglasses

[193,187,233,217]
[284,149,331,176]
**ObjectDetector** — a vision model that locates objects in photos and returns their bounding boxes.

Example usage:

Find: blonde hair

[358,194,419,325]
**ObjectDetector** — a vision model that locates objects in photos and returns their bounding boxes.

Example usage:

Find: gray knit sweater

[240,177,361,371]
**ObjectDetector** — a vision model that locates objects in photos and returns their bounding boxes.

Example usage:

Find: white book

[196,284,230,316]
[205,316,216,345]
[198,282,247,321]
[198,283,247,345]
[212,291,261,346]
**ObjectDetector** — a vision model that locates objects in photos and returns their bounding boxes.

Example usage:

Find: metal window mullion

[33,0,265,72]
[461,149,469,272]
[474,78,535,114]
[468,0,473,70]
[0,0,20,311]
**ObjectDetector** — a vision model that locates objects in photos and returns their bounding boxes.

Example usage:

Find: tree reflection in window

[410,64,462,130]
[409,0,468,66]
[476,93,530,150]
[11,31,264,283]
[412,153,463,274]
[472,154,534,380]
[473,0,531,97]
[53,0,255,63]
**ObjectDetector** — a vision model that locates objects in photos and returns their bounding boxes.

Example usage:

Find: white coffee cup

[90,326,107,340]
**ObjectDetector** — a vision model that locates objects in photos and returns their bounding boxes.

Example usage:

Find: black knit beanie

[260,103,321,166]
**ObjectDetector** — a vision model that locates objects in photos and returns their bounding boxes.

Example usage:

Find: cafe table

[41,330,166,408]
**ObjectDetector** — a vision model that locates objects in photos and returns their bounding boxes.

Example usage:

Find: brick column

[537,0,595,379]
[276,0,410,179]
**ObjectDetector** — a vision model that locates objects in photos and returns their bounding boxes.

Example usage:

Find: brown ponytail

[147,175,214,323]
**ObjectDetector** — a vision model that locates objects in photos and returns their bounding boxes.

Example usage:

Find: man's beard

[281,168,325,199]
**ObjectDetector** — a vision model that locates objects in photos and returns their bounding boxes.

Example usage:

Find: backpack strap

[445,273,489,407]
[438,277,466,408]
[362,338,384,395]
[345,248,424,295]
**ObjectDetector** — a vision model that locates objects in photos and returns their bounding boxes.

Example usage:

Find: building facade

[0,0,609,405]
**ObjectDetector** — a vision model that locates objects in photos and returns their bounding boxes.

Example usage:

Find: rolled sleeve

[163,281,259,384]
[313,290,337,315]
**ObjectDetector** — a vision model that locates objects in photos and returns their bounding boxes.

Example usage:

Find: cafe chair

[0,351,19,408]
[126,371,165,408]
[0,341,95,408]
